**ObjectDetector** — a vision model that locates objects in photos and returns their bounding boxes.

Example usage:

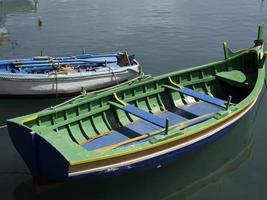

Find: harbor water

[0,0,267,199]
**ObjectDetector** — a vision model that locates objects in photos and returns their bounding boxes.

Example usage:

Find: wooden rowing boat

[7,25,266,184]
[0,52,141,96]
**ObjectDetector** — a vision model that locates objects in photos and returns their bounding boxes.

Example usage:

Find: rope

[113,93,127,106]
[55,62,59,105]
[48,73,149,110]
[53,62,60,122]
[109,67,119,85]
[168,76,182,88]
[0,125,7,129]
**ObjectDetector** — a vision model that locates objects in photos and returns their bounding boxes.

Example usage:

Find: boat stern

[7,120,70,183]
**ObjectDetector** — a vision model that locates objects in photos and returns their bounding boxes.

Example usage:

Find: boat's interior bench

[163,84,227,109]
[216,70,253,88]
[82,85,229,151]
[109,101,168,129]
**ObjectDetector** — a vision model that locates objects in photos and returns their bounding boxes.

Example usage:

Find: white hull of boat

[0,66,140,96]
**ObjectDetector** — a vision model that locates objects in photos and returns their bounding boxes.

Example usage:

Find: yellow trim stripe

[113,93,127,106]
[168,76,182,88]
[22,115,38,123]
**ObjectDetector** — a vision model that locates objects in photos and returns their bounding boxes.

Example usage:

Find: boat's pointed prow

[224,24,265,60]
[223,41,234,60]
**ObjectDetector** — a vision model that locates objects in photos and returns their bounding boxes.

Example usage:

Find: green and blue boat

[7,25,266,183]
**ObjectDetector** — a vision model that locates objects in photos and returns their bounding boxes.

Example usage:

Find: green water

[0,0,267,199]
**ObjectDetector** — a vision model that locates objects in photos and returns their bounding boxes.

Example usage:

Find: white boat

[0,52,142,96]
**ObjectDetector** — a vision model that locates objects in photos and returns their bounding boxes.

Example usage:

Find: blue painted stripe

[122,105,167,128]
[179,87,227,108]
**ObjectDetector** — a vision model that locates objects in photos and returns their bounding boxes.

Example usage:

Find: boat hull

[7,88,258,184]
[0,66,139,96]
[69,120,240,180]
[66,97,256,181]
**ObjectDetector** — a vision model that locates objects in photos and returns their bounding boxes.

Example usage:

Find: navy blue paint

[7,121,69,182]
[178,87,227,108]
[34,134,69,182]
[7,121,39,176]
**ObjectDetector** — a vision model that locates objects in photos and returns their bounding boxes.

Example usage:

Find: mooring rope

[0,125,7,129]
[54,62,59,105]
[109,66,119,85]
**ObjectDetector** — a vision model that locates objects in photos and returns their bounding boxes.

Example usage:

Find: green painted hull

[7,25,266,183]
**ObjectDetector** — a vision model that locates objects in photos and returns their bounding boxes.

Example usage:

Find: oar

[95,112,215,152]
[11,59,117,68]
[15,60,117,69]
[0,53,118,66]
[80,130,113,145]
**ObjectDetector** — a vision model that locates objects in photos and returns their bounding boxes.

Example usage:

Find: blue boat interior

[0,53,136,74]
[82,86,227,151]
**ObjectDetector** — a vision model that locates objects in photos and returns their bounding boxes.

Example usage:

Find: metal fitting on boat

[38,16,42,27]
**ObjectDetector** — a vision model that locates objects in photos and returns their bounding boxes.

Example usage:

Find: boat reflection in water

[0,0,37,13]
[0,0,38,45]
[14,104,256,200]
[0,27,8,45]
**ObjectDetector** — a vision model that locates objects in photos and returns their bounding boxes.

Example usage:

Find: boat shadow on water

[12,107,256,200]
[0,97,69,126]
